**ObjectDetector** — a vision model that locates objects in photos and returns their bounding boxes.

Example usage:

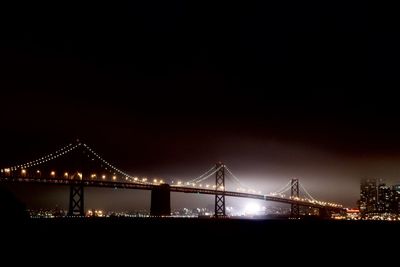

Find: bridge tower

[68,172,85,216]
[214,162,226,217]
[290,178,300,218]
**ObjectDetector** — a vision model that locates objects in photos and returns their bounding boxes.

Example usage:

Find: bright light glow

[51,171,55,176]
[102,175,106,179]
[64,172,68,177]
[244,203,261,215]
[21,169,26,174]
[112,176,117,181]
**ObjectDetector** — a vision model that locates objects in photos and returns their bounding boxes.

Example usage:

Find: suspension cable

[270,180,292,194]
[224,165,252,190]
[7,143,80,170]
[299,182,317,201]
[187,165,217,183]
[82,143,134,180]
[193,166,222,184]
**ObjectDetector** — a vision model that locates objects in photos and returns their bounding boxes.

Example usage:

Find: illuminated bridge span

[0,141,344,218]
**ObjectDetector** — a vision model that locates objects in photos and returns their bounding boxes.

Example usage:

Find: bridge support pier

[151,184,171,216]
[68,185,84,216]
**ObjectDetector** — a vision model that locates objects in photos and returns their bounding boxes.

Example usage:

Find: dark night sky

[0,1,398,209]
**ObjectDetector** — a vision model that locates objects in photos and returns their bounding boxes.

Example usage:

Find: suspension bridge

[0,140,344,218]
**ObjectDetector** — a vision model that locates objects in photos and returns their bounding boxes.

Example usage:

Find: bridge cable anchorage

[224,165,257,193]
[6,142,81,171]
[187,165,217,184]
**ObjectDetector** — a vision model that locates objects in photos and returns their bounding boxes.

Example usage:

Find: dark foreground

[4,217,400,242]
[2,218,400,261]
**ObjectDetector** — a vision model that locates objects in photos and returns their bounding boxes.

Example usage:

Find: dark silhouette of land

[0,187,29,222]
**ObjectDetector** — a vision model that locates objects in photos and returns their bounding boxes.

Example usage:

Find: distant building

[359,178,399,216]
[377,184,395,213]
[392,184,400,213]
[359,178,380,215]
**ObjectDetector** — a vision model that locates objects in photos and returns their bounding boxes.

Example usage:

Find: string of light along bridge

[0,141,342,209]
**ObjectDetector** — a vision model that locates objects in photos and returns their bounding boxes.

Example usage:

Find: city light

[244,203,261,215]
[0,141,349,220]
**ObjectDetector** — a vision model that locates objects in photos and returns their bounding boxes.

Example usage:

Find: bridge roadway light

[102,175,106,180]
[21,169,26,175]
[112,176,117,181]
[51,171,55,177]
[64,172,68,178]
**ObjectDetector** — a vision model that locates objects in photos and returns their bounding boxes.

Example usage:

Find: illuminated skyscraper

[359,178,398,216]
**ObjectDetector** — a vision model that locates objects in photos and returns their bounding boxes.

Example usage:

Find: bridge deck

[0,176,342,211]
